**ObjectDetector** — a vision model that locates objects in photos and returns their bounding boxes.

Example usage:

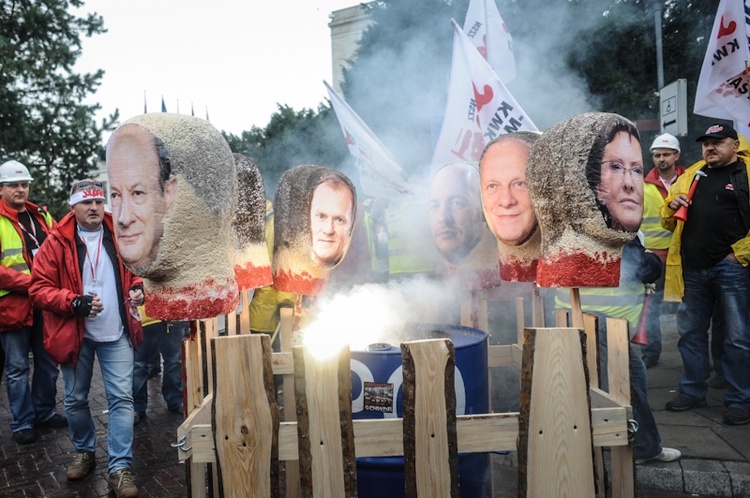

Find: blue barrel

[350,323,491,497]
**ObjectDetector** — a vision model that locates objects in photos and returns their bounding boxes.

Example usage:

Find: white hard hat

[0,160,33,183]
[650,133,680,153]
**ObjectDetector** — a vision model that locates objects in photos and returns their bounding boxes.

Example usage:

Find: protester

[133,310,187,425]
[556,235,682,464]
[0,159,66,445]
[661,124,750,426]
[29,180,144,496]
[639,133,686,368]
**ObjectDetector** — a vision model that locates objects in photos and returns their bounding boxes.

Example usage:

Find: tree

[0,0,116,218]
[223,103,348,198]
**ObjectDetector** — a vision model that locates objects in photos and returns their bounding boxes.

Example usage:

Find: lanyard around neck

[16,211,39,248]
[79,228,103,283]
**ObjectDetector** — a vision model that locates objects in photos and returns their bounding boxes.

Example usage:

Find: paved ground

[0,368,186,497]
[1,310,748,497]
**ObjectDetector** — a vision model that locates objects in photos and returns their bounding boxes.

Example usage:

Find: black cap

[696,123,738,142]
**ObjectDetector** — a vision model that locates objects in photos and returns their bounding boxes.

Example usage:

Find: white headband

[69,188,106,206]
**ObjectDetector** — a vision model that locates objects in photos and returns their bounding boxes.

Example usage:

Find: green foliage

[0,0,116,218]
[223,103,348,198]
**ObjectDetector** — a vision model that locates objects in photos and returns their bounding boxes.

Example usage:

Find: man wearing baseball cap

[0,159,66,445]
[30,179,144,497]
[660,124,750,426]
[639,134,686,369]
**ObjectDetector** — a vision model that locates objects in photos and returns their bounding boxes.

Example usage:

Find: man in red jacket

[0,159,66,445]
[30,180,144,498]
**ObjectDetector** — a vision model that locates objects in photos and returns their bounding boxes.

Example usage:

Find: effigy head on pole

[526,112,643,288]
[479,131,541,282]
[272,165,357,295]
[106,113,240,319]
[428,162,500,289]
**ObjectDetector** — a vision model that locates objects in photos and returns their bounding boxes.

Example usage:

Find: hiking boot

[38,413,68,428]
[723,407,750,426]
[133,412,145,426]
[108,468,138,497]
[12,428,35,444]
[635,447,681,464]
[665,393,707,412]
[67,451,96,480]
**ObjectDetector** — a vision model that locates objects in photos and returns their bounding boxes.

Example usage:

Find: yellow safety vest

[641,183,671,251]
[555,282,645,332]
[0,209,53,298]
[386,203,437,275]
[0,216,29,298]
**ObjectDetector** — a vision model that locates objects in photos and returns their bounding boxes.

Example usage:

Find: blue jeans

[61,334,134,475]
[0,311,60,432]
[133,322,185,413]
[677,259,750,408]
[597,317,661,460]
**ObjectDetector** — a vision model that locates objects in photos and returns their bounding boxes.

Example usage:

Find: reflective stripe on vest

[0,216,30,298]
[642,183,672,250]
[555,282,645,331]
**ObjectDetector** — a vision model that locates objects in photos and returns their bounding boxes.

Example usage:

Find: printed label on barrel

[364,382,394,413]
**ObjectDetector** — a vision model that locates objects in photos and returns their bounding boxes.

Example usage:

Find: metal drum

[350,323,491,497]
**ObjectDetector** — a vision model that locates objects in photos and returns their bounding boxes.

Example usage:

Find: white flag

[694,0,750,129]
[463,0,515,83]
[431,20,537,172]
[324,81,413,200]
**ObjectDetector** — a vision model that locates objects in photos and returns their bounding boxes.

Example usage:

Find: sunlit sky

[73,0,360,141]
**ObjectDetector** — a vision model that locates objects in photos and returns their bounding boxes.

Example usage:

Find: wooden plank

[402,339,459,498]
[212,335,279,498]
[515,297,525,345]
[185,321,203,411]
[518,328,596,498]
[606,318,635,498]
[294,345,356,498]
[555,309,569,327]
[271,352,294,375]
[581,313,605,498]
[532,287,545,327]
[239,290,251,334]
[569,288,584,328]
[279,308,299,498]
[188,406,629,464]
[177,394,212,462]
[487,345,513,368]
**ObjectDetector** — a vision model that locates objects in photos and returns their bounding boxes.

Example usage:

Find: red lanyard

[80,229,103,283]
[16,212,40,248]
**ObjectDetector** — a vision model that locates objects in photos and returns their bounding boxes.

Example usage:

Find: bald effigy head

[272,165,357,295]
[526,112,642,287]
[107,113,239,319]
